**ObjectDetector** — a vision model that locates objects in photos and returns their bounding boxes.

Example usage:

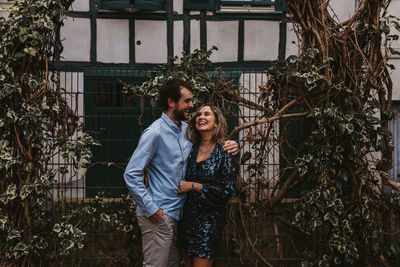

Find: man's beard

[173,108,187,122]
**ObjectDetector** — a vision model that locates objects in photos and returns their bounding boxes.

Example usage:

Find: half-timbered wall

[1,0,400,195]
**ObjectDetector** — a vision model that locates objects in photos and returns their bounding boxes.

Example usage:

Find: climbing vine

[0,0,98,265]
[1,0,399,266]
[124,1,400,266]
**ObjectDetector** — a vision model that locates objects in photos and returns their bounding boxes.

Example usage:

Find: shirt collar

[161,112,181,132]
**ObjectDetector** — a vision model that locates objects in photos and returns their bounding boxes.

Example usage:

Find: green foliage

[58,192,142,265]
[123,46,237,110]
[269,44,400,265]
[0,0,98,265]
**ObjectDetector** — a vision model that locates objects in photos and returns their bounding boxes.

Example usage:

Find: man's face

[173,87,194,121]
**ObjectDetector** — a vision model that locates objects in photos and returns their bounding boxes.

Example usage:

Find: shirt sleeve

[123,127,159,217]
[197,152,237,208]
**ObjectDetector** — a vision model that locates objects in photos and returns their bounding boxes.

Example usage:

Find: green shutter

[84,70,160,198]
[184,0,215,11]
[275,0,288,12]
[134,0,165,10]
[100,0,130,9]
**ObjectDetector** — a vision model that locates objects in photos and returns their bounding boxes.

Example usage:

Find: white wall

[244,21,280,61]
[191,19,201,52]
[69,0,89,12]
[207,21,239,62]
[60,17,91,62]
[329,0,357,23]
[0,0,10,18]
[97,19,130,63]
[388,0,400,100]
[50,72,85,200]
[135,20,168,63]
[239,73,280,195]
[174,20,184,58]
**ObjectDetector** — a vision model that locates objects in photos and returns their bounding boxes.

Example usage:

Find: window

[84,70,160,197]
[184,0,287,12]
[99,0,165,11]
[83,70,241,198]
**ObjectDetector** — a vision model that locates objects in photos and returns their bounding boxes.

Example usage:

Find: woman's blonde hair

[186,104,227,144]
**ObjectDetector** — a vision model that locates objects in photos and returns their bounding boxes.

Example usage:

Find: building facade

[1,0,399,197]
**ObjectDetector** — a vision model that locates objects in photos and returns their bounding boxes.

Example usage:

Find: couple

[123,78,238,267]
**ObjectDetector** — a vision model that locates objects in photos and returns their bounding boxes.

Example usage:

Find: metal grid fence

[50,69,399,266]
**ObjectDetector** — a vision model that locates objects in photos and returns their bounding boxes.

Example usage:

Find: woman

[178,104,237,267]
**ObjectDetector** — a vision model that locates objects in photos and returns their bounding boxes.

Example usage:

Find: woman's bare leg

[193,257,214,267]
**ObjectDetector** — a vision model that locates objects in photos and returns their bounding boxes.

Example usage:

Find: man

[124,78,238,267]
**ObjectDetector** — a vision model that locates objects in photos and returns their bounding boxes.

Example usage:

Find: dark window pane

[100,0,130,9]
[93,84,113,107]
[115,84,123,107]
[115,84,137,107]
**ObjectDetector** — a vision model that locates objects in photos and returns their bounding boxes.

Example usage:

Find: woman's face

[195,106,217,133]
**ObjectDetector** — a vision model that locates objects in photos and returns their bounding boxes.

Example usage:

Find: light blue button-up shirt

[123,112,193,221]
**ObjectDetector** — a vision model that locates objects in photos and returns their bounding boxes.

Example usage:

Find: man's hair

[186,104,227,145]
[159,78,191,111]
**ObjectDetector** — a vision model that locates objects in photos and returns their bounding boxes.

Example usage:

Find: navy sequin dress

[178,143,237,259]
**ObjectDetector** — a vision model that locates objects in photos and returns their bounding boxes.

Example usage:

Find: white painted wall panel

[389,0,400,101]
[97,19,129,63]
[207,21,238,62]
[390,60,400,101]
[389,104,400,183]
[286,23,299,58]
[69,0,89,12]
[173,0,183,14]
[244,20,280,61]
[329,0,356,23]
[388,0,400,52]
[174,21,184,58]
[239,73,280,195]
[190,20,201,52]
[51,72,85,200]
[0,0,10,19]
[61,17,91,62]
[135,20,167,64]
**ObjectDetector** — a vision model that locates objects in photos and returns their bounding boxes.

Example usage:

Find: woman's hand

[178,181,192,193]
[223,140,239,155]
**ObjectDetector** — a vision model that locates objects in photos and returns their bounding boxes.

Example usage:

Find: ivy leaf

[345,123,354,134]
[286,55,297,64]
[52,223,61,233]
[100,213,110,222]
[61,239,74,250]
[23,47,38,57]
[310,217,323,231]
[122,225,133,232]
[75,242,84,249]
[240,151,252,164]
[148,88,158,97]
[73,228,86,238]
[20,185,33,200]
[7,230,21,241]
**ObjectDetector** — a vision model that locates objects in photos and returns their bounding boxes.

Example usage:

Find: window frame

[99,0,166,11]
[84,69,158,198]
[184,0,287,12]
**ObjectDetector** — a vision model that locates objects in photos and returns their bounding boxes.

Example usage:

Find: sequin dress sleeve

[197,150,236,208]
[178,143,237,259]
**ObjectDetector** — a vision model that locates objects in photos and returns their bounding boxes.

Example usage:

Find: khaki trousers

[137,214,180,267]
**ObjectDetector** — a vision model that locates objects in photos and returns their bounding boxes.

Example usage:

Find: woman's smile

[195,106,216,131]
